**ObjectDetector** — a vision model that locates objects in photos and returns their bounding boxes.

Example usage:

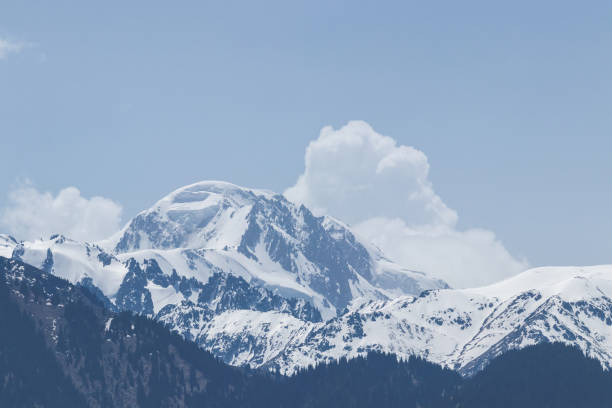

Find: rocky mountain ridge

[3,182,612,376]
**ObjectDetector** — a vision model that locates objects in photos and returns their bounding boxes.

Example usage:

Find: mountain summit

[7,181,447,320]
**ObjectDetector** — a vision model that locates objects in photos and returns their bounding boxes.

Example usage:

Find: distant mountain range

[2,181,612,376]
[2,255,611,408]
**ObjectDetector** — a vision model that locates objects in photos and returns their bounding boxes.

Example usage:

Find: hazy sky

[1,1,612,276]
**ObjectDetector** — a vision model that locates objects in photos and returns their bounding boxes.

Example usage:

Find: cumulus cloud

[285,121,528,288]
[0,184,123,242]
[286,121,458,227]
[0,38,26,59]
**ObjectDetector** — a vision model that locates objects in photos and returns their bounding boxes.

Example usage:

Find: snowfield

[4,181,612,375]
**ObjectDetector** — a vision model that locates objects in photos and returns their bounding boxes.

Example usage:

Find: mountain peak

[23,180,442,319]
[156,181,277,209]
[110,180,290,254]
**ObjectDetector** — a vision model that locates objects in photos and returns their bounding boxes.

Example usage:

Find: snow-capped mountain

[4,181,446,319]
[104,181,446,316]
[184,264,612,375]
[6,181,612,377]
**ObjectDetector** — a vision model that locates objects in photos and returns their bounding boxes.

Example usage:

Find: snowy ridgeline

[2,181,612,375]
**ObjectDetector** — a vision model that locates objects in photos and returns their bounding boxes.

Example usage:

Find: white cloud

[285,121,528,288]
[286,121,457,227]
[0,184,122,242]
[0,38,25,59]
[355,218,527,288]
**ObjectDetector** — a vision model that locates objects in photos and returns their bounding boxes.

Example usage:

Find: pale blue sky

[1,1,611,268]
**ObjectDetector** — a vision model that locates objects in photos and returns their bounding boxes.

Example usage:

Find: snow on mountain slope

[5,181,446,321]
[173,264,612,375]
[101,181,448,317]
[6,181,612,377]
[106,181,263,253]
[0,234,17,258]
[4,182,612,377]
[12,234,126,295]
